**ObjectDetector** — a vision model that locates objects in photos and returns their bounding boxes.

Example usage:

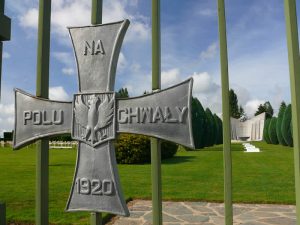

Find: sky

[0,0,299,136]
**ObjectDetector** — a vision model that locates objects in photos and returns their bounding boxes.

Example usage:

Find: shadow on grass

[49,163,74,167]
[196,144,244,152]
[162,156,196,164]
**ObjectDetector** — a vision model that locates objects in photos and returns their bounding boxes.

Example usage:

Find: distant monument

[230,113,265,141]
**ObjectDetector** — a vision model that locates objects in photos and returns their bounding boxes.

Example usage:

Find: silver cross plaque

[13,20,195,216]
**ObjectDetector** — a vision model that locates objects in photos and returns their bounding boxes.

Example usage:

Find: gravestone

[13,19,194,216]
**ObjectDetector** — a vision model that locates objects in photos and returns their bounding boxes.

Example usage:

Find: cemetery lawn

[0,142,295,224]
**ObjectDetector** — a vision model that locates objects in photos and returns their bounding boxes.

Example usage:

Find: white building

[231,113,266,141]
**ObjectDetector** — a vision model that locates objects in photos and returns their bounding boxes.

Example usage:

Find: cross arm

[116,78,195,149]
[14,79,195,150]
[13,89,72,149]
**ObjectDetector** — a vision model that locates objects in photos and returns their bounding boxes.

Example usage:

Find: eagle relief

[72,93,116,147]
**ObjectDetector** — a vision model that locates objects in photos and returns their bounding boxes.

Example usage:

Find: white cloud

[161,68,181,88]
[123,72,151,97]
[49,86,69,101]
[197,9,217,17]
[118,52,127,70]
[19,8,38,28]
[192,72,220,94]
[62,68,75,75]
[3,52,11,59]
[19,0,150,43]
[244,99,265,117]
[126,21,150,42]
[200,42,218,61]
[53,52,76,75]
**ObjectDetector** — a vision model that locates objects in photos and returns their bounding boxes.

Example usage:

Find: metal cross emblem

[13,20,194,216]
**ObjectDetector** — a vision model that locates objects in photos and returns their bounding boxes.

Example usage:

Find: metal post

[0,0,3,95]
[92,0,102,24]
[284,1,300,224]
[36,1,51,225]
[90,212,102,225]
[91,1,103,224]
[0,3,12,98]
[217,0,233,224]
[152,0,162,224]
[0,42,2,98]
[0,202,5,225]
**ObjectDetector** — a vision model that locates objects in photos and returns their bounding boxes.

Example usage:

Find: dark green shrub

[3,131,13,142]
[161,141,178,159]
[276,102,287,146]
[213,114,223,145]
[281,104,293,147]
[213,114,219,145]
[215,115,223,144]
[50,134,72,142]
[115,134,150,164]
[204,108,215,147]
[263,118,271,144]
[191,97,207,149]
[115,134,177,164]
[268,117,279,144]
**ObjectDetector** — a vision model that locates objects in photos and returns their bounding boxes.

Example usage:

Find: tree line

[263,102,293,147]
[192,97,223,149]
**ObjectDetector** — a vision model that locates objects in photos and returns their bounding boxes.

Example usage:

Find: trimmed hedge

[204,108,215,147]
[115,134,150,164]
[115,134,178,164]
[263,118,271,144]
[192,97,207,149]
[276,103,287,146]
[268,117,278,144]
[213,114,223,145]
[217,116,223,144]
[281,104,293,147]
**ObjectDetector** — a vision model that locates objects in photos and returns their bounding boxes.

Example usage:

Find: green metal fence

[284,0,300,224]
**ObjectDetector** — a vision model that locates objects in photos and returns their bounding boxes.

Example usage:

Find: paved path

[109,200,296,225]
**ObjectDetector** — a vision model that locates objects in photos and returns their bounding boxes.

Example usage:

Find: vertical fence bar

[0,0,3,97]
[0,0,11,98]
[217,0,233,224]
[91,1,103,224]
[284,0,300,224]
[36,1,51,225]
[0,202,5,225]
[151,0,162,224]
[0,42,2,98]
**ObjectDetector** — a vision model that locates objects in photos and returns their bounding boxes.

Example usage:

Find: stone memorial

[13,19,194,216]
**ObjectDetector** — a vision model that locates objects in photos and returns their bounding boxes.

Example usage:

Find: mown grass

[0,142,295,224]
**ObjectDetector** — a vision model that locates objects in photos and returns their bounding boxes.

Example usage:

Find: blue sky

[0,0,299,135]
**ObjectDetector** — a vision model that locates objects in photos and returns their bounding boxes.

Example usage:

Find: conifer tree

[276,102,287,146]
[281,104,293,147]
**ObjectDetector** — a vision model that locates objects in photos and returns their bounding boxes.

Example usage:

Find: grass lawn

[0,142,295,224]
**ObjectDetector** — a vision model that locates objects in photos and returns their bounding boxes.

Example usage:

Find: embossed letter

[43,111,52,125]
[128,108,140,123]
[33,111,42,125]
[94,40,105,55]
[164,107,178,123]
[118,108,128,124]
[84,41,92,55]
[176,107,188,123]
[53,110,63,125]
[153,107,165,123]
[23,111,32,125]
[84,40,105,55]
[140,107,153,123]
